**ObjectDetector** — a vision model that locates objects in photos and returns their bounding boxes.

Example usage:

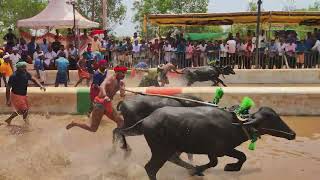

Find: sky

[113,0,317,36]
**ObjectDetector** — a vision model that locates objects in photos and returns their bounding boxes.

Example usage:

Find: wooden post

[102,0,107,30]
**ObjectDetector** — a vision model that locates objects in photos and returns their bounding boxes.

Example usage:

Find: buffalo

[133,106,296,180]
[113,94,205,154]
[182,65,235,87]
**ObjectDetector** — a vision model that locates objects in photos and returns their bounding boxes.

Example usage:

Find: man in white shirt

[163,41,172,63]
[132,40,141,63]
[197,41,207,66]
[44,47,57,69]
[226,38,237,67]
[10,47,21,71]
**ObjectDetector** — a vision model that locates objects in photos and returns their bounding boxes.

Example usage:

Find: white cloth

[132,44,141,53]
[220,44,227,57]
[226,40,236,54]
[39,70,46,83]
[45,51,57,66]
[312,40,320,53]
[10,53,21,71]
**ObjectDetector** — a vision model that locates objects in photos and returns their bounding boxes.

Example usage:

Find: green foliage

[76,0,126,27]
[0,0,47,40]
[133,0,209,38]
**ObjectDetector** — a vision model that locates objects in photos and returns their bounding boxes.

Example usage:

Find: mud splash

[0,115,319,180]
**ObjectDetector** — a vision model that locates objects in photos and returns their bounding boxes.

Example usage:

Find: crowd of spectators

[1,28,320,84]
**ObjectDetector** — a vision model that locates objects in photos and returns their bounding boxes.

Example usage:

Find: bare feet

[66,122,75,130]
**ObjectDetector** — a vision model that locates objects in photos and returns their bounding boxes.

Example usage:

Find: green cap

[15,61,28,68]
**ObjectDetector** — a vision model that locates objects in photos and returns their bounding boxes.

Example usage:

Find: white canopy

[17,0,100,29]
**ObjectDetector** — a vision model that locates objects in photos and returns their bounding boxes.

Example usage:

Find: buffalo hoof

[189,166,205,176]
[224,163,242,171]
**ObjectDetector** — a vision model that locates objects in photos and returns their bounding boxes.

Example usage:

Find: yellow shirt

[0,58,13,77]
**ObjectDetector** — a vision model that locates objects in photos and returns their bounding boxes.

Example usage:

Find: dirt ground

[0,115,319,180]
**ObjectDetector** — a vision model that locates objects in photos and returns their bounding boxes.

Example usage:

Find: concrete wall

[1,87,319,116]
[27,69,320,86]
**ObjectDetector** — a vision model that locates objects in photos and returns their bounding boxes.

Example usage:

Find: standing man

[157,61,184,87]
[55,53,69,87]
[0,54,13,87]
[10,47,21,71]
[34,52,46,85]
[66,66,127,132]
[4,62,46,125]
[3,28,17,51]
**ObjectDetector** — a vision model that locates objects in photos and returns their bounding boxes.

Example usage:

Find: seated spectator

[68,44,79,70]
[51,36,61,53]
[33,46,43,62]
[44,47,57,70]
[40,38,49,54]
[27,36,39,61]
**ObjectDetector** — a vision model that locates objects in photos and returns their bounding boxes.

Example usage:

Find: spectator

[163,41,172,63]
[244,40,254,69]
[285,40,297,68]
[150,39,160,66]
[267,40,278,69]
[0,54,14,85]
[3,28,18,51]
[33,46,43,62]
[27,36,39,59]
[185,42,194,67]
[51,36,61,53]
[10,47,21,71]
[40,38,49,54]
[296,40,306,69]
[57,45,68,58]
[17,38,28,62]
[176,40,186,68]
[92,36,102,52]
[226,37,236,67]
[68,44,79,70]
[34,52,46,85]
[198,41,207,66]
[55,53,69,87]
[44,47,57,70]
[132,40,141,64]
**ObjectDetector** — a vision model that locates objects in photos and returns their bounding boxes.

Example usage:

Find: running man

[74,55,91,87]
[157,61,183,87]
[4,62,46,125]
[66,66,127,132]
[88,59,108,115]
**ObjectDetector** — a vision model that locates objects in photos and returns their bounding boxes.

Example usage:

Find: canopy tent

[147,11,320,26]
[17,0,99,29]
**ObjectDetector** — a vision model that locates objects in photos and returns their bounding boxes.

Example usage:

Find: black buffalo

[136,106,296,180]
[182,65,235,87]
[113,94,205,153]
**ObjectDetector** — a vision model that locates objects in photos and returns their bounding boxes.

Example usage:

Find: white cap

[38,51,44,56]
[3,54,10,59]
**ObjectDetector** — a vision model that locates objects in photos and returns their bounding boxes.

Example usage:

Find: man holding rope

[66,66,127,132]
[4,62,46,126]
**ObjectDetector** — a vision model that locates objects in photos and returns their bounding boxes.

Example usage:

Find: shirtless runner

[66,66,127,132]
[158,61,183,87]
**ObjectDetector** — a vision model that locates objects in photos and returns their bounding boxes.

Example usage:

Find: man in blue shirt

[34,52,46,85]
[55,53,69,87]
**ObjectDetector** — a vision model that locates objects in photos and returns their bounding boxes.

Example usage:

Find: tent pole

[254,0,262,69]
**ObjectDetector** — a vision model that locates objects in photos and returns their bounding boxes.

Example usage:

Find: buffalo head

[237,107,296,140]
[222,66,236,75]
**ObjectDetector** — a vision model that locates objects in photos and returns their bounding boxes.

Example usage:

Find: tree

[247,0,257,12]
[76,0,126,29]
[0,0,47,44]
[133,0,209,37]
